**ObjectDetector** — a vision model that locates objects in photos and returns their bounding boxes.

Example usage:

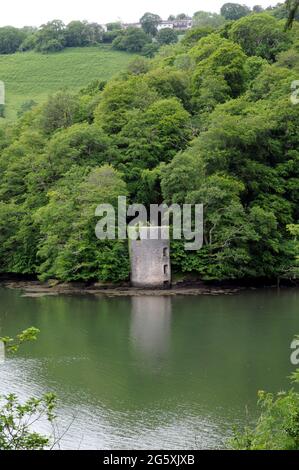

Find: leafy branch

[0,327,40,354]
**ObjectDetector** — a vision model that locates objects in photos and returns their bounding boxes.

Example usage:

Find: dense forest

[0,4,299,284]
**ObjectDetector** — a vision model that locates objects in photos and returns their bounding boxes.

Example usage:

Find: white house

[120,19,193,32]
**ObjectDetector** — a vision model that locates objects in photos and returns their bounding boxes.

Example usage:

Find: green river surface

[0,287,298,449]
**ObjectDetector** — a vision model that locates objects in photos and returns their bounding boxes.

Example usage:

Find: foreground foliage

[0,328,57,450]
[0,327,40,353]
[231,368,299,450]
[0,393,56,450]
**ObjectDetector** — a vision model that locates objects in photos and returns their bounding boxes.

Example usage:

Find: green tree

[229,14,291,61]
[112,27,151,52]
[19,33,37,51]
[102,29,123,43]
[41,91,79,134]
[182,26,214,47]
[286,224,299,278]
[253,5,264,13]
[156,28,178,45]
[84,23,104,44]
[0,26,26,54]
[119,97,192,169]
[141,42,160,58]
[161,151,205,204]
[65,21,90,47]
[191,34,247,97]
[144,66,191,110]
[17,100,37,117]
[118,98,192,196]
[220,3,251,20]
[34,165,129,282]
[94,76,158,134]
[43,122,116,181]
[127,57,151,76]
[35,20,66,53]
[192,11,225,28]
[140,12,162,36]
[176,13,189,20]
[285,0,299,28]
[191,73,231,120]
[106,22,122,31]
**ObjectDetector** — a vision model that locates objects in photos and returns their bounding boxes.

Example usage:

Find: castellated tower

[129,226,171,288]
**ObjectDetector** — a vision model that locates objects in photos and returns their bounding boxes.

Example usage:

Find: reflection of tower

[130,297,172,360]
[0,341,5,364]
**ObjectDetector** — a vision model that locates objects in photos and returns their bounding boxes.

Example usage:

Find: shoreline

[0,278,297,298]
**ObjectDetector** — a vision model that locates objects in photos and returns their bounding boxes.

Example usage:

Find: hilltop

[0,46,136,120]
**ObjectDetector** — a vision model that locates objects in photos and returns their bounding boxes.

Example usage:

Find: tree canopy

[0,9,298,284]
[220,3,251,20]
[140,12,162,37]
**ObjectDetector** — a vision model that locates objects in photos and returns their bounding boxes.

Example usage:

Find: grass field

[0,46,136,120]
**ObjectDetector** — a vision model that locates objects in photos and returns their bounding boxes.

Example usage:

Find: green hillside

[0,46,136,120]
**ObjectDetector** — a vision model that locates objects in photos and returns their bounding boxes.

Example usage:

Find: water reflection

[0,287,299,449]
[130,297,172,362]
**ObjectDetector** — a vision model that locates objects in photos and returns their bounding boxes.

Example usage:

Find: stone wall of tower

[129,227,171,288]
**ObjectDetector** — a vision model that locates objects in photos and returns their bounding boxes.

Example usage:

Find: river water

[0,287,298,449]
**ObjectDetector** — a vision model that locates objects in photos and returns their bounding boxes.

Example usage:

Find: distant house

[158,19,193,31]
[121,19,193,32]
[122,22,142,29]
[157,21,174,31]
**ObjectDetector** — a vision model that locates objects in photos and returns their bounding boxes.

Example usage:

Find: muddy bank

[1,273,296,298]
[0,279,246,298]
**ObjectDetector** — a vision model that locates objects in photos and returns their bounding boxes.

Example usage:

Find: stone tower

[129,226,171,288]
